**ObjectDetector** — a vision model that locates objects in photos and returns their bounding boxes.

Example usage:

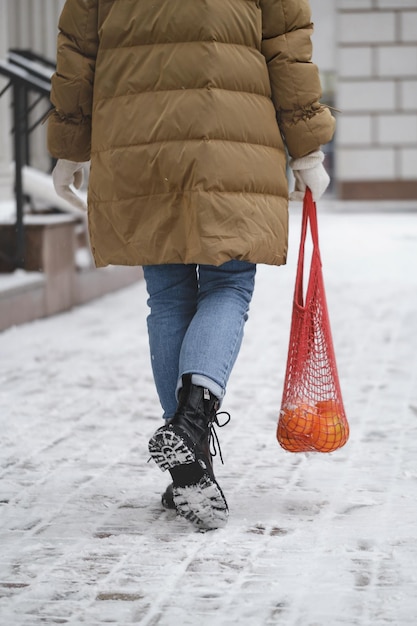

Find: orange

[280,403,316,436]
[310,399,348,453]
[277,403,318,452]
[277,427,311,452]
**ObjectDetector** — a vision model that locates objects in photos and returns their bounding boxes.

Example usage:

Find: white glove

[289,150,330,202]
[52,159,88,212]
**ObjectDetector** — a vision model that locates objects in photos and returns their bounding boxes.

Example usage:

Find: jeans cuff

[176,374,225,406]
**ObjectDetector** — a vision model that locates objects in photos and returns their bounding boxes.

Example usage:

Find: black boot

[148,374,228,530]
[161,482,175,510]
[160,393,221,510]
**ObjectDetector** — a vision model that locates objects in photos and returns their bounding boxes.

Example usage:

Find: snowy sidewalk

[1,206,417,625]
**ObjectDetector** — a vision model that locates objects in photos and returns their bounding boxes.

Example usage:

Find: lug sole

[148,426,228,530]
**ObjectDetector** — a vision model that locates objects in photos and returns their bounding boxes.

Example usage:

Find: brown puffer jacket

[48,0,335,268]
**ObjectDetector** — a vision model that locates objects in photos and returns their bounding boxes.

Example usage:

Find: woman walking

[48,0,335,530]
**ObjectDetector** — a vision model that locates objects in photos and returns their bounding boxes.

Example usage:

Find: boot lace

[208,411,231,464]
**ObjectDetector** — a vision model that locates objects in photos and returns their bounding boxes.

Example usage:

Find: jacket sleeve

[260,0,335,158]
[47,0,99,161]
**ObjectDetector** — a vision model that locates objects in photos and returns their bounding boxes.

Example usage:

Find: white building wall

[336,0,417,199]
[7,0,65,60]
[310,0,337,74]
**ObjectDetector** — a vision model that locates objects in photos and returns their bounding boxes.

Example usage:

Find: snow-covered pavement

[1,204,417,625]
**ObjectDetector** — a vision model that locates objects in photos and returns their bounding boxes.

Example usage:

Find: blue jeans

[143,261,256,419]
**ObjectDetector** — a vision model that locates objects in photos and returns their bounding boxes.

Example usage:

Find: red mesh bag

[277,189,349,453]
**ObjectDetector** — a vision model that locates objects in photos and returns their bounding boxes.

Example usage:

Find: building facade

[336,0,417,199]
[0,0,416,201]
[0,0,65,198]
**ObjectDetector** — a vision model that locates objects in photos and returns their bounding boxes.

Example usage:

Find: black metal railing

[0,49,54,270]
